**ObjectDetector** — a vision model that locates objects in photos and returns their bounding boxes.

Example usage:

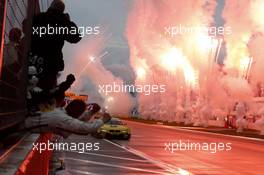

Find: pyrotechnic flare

[239,57,252,79]
[235,103,248,133]
[136,67,146,80]
[250,0,264,30]
[160,48,196,88]
[76,51,108,83]
[200,104,212,128]
[176,105,185,123]
[213,108,227,124]
[223,0,252,71]
[184,106,193,125]
[256,106,264,135]
[248,33,264,86]
[223,0,264,84]
[126,0,229,123]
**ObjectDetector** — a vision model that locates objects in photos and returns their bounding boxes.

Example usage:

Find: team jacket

[24,108,103,137]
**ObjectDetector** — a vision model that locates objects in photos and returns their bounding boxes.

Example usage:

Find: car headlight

[122,129,130,133]
[100,129,107,132]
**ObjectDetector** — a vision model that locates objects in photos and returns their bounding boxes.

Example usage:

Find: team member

[23,100,110,137]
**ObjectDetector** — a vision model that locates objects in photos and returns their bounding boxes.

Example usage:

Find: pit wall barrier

[15,133,53,175]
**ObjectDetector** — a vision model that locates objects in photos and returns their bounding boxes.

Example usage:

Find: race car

[94,118,131,140]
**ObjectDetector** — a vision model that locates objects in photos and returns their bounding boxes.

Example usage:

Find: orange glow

[107,96,114,102]
[178,168,192,175]
[65,91,88,102]
[161,48,180,72]
[136,67,147,79]
[161,48,196,87]
[89,56,96,62]
[225,33,251,70]
[251,0,264,29]
[239,57,252,78]
[195,34,218,54]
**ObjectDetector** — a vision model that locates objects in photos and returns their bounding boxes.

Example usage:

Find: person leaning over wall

[20,100,111,138]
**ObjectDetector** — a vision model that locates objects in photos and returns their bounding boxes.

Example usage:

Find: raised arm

[53,116,104,135]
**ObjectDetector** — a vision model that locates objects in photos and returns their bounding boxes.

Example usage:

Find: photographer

[30,0,82,91]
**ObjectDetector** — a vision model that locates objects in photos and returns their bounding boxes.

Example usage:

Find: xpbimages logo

[33,140,100,153]
[32,24,100,37]
[98,82,166,96]
[164,24,232,37]
[164,140,232,154]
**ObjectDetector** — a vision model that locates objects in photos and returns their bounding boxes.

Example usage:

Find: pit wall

[15,133,53,175]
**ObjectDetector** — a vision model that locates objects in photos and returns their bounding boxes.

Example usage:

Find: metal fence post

[0,0,7,78]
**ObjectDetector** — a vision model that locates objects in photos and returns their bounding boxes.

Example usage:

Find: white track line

[104,139,192,175]
[65,157,171,175]
[64,150,147,162]
[68,170,98,175]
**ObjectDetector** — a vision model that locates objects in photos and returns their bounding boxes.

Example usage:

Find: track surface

[57,120,264,175]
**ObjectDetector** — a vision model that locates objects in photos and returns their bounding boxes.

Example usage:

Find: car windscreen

[107,120,123,125]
